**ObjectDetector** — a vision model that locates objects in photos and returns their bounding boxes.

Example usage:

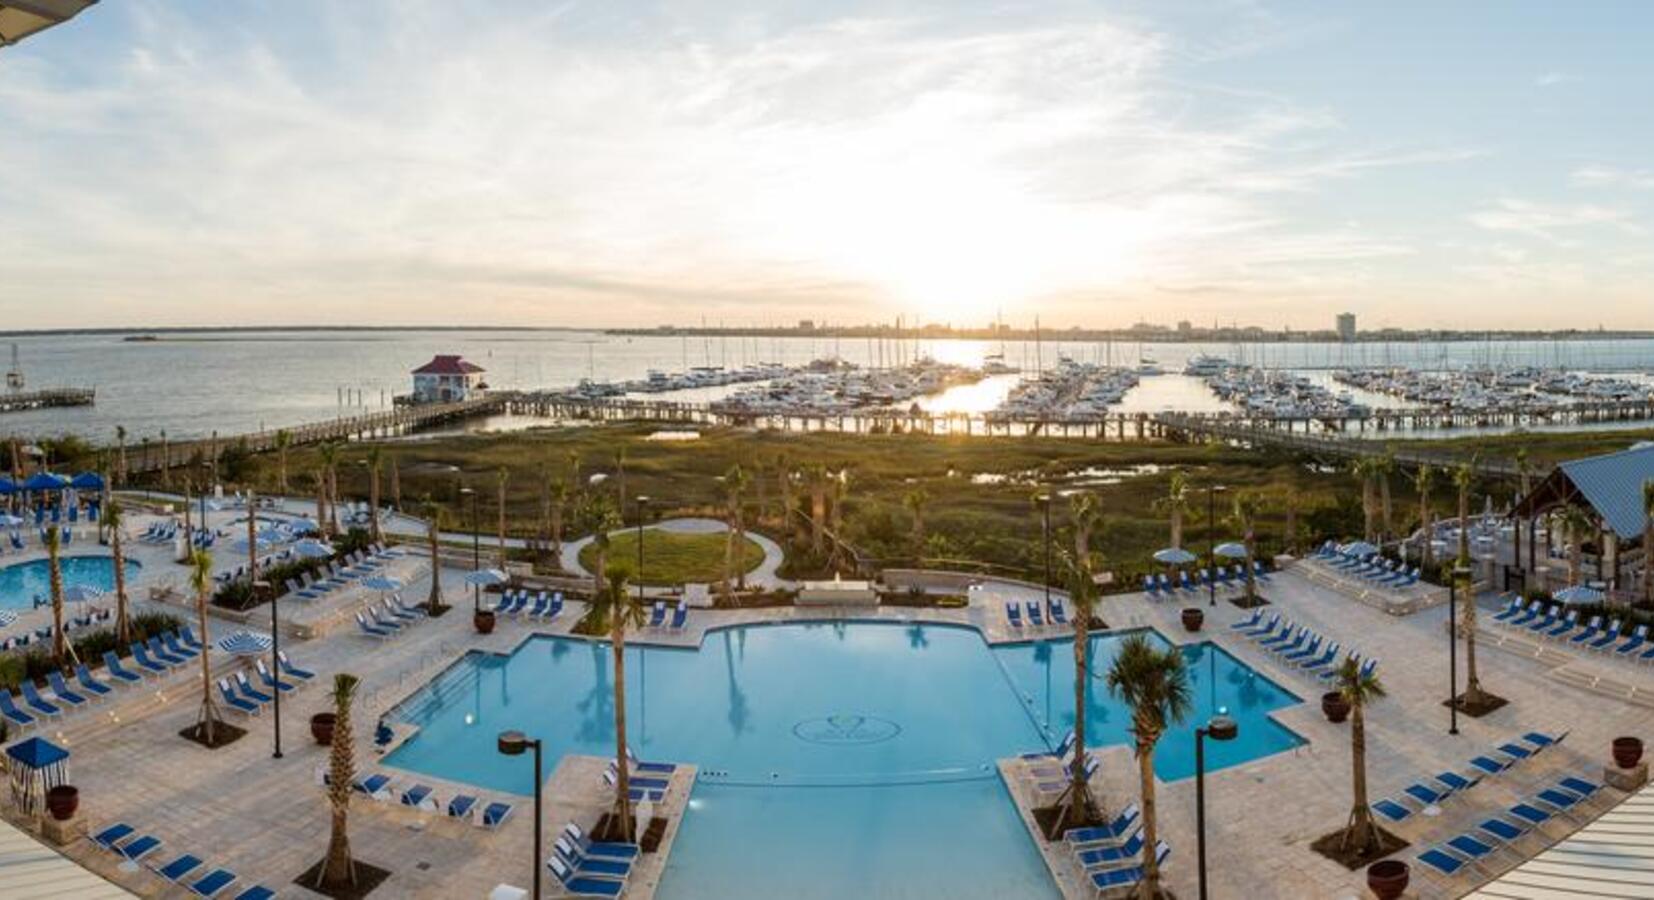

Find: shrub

[0,611,184,692]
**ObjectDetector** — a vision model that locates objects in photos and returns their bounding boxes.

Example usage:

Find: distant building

[1336,313,1357,342]
[1176,320,1193,335]
[798,319,815,331]
[410,355,486,403]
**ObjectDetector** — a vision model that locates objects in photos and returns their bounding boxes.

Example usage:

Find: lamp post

[460,486,480,612]
[1039,491,1052,616]
[1196,709,1238,900]
[635,495,650,602]
[1448,562,1471,735]
[1207,485,1226,607]
[257,579,280,758]
[498,730,543,899]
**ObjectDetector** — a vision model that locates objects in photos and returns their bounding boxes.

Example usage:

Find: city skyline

[2,1,1652,330]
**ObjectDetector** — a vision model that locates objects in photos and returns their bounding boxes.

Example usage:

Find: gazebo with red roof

[410,355,487,403]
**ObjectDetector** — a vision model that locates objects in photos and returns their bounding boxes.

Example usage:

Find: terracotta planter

[1613,736,1644,769]
[45,785,78,822]
[1180,608,1204,632]
[1366,860,1409,900]
[311,712,336,746]
[1321,691,1351,724]
[474,609,497,635]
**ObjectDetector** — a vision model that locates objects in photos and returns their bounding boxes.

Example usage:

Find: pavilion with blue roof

[1512,442,1654,594]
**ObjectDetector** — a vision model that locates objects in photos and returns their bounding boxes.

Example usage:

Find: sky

[1,0,1652,331]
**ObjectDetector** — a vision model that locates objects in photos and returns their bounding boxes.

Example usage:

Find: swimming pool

[384,623,1303,898]
[0,555,142,611]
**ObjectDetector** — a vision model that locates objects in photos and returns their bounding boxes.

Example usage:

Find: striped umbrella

[291,539,335,559]
[363,575,404,592]
[464,568,508,587]
[1152,547,1198,566]
[1553,585,1606,606]
[217,630,274,656]
[1213,542,1249,559]
[0,610,17,628]
[60,584,103,603]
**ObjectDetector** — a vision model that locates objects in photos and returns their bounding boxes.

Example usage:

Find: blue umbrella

[1213,541,1249,559]
[1340,541,1380,558]
[363,575,404,592]
[285,517,320,534]
[70,472,104,491]
[464,568,508,587]
[217,630,274,656]
[1553,585,1605,606]
[291,539,335,559]
[1153,547,1198,566]
[22,472,68,492]
[0,477,15,495]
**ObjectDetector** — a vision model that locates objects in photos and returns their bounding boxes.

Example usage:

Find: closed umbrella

[217,630,274,656]
[1553,585,1605,606]
[465,568,509,587]
[291,539,335,559]
[1340,541,1379,558]
[1213,542,1249,560]
[1152,547,1198,566]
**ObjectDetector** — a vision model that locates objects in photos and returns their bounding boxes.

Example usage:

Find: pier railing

[0,387,94,414]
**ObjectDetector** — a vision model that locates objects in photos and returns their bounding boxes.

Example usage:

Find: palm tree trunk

[1421,497,1434,572]
[735,510,748,591]
[1343,706,1375,853]
[196,589,219,744]
[1244,527,1257,602]
[611,622,635,842]
[1463,598,1484,701]
[369,467,381,543]
[113,529,131,645]
[1170,508,1182,550]
[1057,609,1097,831]
[1137,737,1160,899]
[48,536,65,665]
[1644,520,1653,605]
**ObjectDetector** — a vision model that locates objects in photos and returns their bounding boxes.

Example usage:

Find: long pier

[125,395,505,475]
[1150,413,1521,477]
[0,387,94,414]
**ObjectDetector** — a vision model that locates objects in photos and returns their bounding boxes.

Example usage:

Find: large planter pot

[1180,608,1204,632]
[311,712,336,746]
[1366,860,1409,900]
[1321,691,1351,724]
[474,609,497,635]
[1613,736,1644,769]
[45,785,78,822]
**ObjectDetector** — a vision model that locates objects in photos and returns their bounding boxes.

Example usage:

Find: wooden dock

[0,387,94,414]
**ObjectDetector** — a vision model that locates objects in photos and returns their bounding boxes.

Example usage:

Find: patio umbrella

[1340,541,1379,558]
[465,568,509,587]
[363,575,404,592]
[21,472,67,492]
[1213,542,1249,560]
[6,737,70,817]
[291,539,335,559]
[1553,585,1605,606]
[217,629,274,656]
[1152,547,1198,566]
[69,472,104,491]
[0,477,14,495]
[60,584,103,603]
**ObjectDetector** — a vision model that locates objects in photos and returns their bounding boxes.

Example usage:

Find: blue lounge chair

[1050,599,1068,625]
[669,602,688,629]
[1415,846,1472,879]
[232,887,275,900]
[278,651,316,680]
[602,769,665,801]
[1142,575,1157,598]
[1544,611,1579,638]
[1445,833,1499,867]
[234,673,275,704]
[19,681,61,718]
[1253,559,1271,581]
[1523,608,1558,633]
[217,679,260,715]
[563,822,641,860]
[1372,798,1413,824]
[626,747,677,774]
[1475,817,1528,846]
[46,671,87,707]
[1281,635,1322,663]
[1299,643,1339,670]
[356,613,393,639]
[164,632,199,659]
[1230,609,1264,631]
[448,794,478,822]
[1402,782,1452,807]
[1089,842,1170,893]
[1616,625,1649,656]
[384,599,420,622]
[1237,614,1279,637]
[368,609,403,633]
[1490,597,1523,623]
[1534,788,1586,816]
[1556,776,1601,802]
[1589,620,1624,650]
[146,637,186,666]
[0,692,36,729]
[254,660,296,694]
[1435,771,1480,794]
[548,856,624,898]
[1568,615,1602,645]
[481,801,514,827]
[1005,602,1023,628]
[1505,803,1553,828]
[188,869,237,898]
[75,663,114,697]
[119,834,163,863]
[1025,601,1044,626]
[130,642,171,673]
[401,784,436,808]
[92,823,136,852]
[1468,755,1514,778]
[1065,804,1140,847]
[1509,602,1544,628]
[648,602,666,628]
[103,650,147,683]
[391,595,427,619]
[1021,731,1075,761]
[155,854,204,885]
[1495,741,1535,762]
[554,837,634,878]
[1077,828,1144,867]
[353,772,393,796]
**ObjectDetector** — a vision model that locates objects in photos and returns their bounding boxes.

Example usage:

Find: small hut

[6,737,70,817]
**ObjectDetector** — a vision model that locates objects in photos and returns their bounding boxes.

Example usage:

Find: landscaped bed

[579,529,764,586]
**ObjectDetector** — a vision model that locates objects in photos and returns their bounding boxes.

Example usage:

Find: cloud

[1535,71,1578,87]
[1466,198,1640,242]
[1571,165,1654,190]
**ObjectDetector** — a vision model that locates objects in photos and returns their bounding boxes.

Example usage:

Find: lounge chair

[1236,614,1279,637]
[1142,575,1157,598]
[1533,787,1587,817]
[353,772,393,797]
[1088,842,1170,893]
[104,650,148,682]
[1474,817,1529,847]
[1026,602,1045,626]
[356,613,393,639]
[1050,599,1068,625]
[602,768,666,800]
[368,609,404,633]
[391,595,428,619]
[73,664,114,697]
[155,854,204,885]
[232,887,275,900]
[1066,804,1140,848]
[1523,608,1558,633]
[1568,615,1603,645]
[188,868,238,898]
[1372,798,1413,824]
[92,823,136,852]
[234,673,275,705]
[254,660,297,694]
[1467,755,1514,778]
[1556,776,1602,804]
[1616,625,1650,656]
[1415,845,1473,879]
[1589,620,1624,651]
[1021,731,1076,761]
[625,747,677,774]
[1434,771,1480,794]
[130,643,171,674]
[1230,609,1264,631]
[563,822,641,860]
[19,681,61,718]
[401,784,437,809]
[649,602,666,628]
[217,679,260,716]
[1544,611,1579,638]
[278,651,316,680]
[1522,730,1568,753]
[118,834,163,864]
[554,836,634,879]
[1401,782,1453,808]
[177,626,205,650]
[605,761,669,790]
[1508,602,1544,628]
[1495,741,1535,763]
[46,671,87,707]
[0,692,36,729]
[548,856,624,898]
[1299,643,1339,670]
[1504,802,1554,828]
[448,794,478,823]
[146,637,186,666]
[669,601,688,630]
[481,801,515,828]
[1005,603,1024,629]
[1076,829,1145,867]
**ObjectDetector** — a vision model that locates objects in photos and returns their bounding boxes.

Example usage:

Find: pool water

[384,623,1303,899]
[0,555,142,611]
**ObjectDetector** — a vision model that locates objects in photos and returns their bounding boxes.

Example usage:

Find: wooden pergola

[0,0,96,48]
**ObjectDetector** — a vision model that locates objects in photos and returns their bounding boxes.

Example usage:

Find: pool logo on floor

[792,714,901,746]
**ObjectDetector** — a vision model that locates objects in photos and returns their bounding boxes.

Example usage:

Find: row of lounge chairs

[1006,598,1069,629]
[1310,543,1422,588]
[0,629,228,731]
[1413,770,1607,884]
[91,822,275,899]
[4,609,113,650]
[323,766,518,829]
[1493,598,1654,661]
[1142,562,1272,600]
[216,548,301,585]
[495,589,566,620]
[647,599,691,631]
[287,549,392,600]
[1372,731,1568,826]
[549,822,645,898]
[356,596,430,639]
[137,521,180,544]
[1230,612,1377,684]
[216,657,316,714]
[30,504,97,525]
[33,525,76,546]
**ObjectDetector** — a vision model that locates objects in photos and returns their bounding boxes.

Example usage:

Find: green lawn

[580,529,765,586]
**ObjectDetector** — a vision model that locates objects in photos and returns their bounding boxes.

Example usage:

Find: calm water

[6,329,1654,441]
[0,554,142,611]
[382,623,1302,899]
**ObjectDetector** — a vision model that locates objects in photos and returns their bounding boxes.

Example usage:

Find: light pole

[498,730,543,899]
[1448,562,1471,735]
[460,486,480,613]
[1207,485,1226,607]
[1196,709,1238,900]
[635,495,650,602]
[257,579,280,759]
[1039,491,1052,616]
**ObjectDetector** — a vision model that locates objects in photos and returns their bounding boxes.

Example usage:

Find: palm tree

[1514,447,1533,499]
[106,500,133,645]
[311,471,327,537]
[584,496,621,599]
[589,569,647,842]
[722,464,750,594]
[422,498,447,613]
[614,447,628,519]
[389,453,402,512]
[1414,464,1437,572]
[46,528,66,666]
[903,488,930,560]
[566,449,581,488]
[115,424,128,486]
[1152,471,1191,549]
[1453,461,1475,565]
[365,447,383,543]
[317,673,361,888]
[1231,492,1263,604]
[1642,480,1654,605]
[1375,451,1395,543]
[1335,656,1387,855]
[274,429,292,494]
[828,469,850,571]
[159,430,171,488]
[1070,491,1101,565]
[1353,458,1378,543]
[317,443,340,535]
[806,464,828,553]
[549,477,569,561]
[495,467,510,567]
[188,549,223,744]
[1561,504,1594,587]
[1105,633,1191,899]
[1053,552,1104,834]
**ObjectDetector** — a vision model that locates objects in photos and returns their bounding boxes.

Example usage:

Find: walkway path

[558,517,791,590]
